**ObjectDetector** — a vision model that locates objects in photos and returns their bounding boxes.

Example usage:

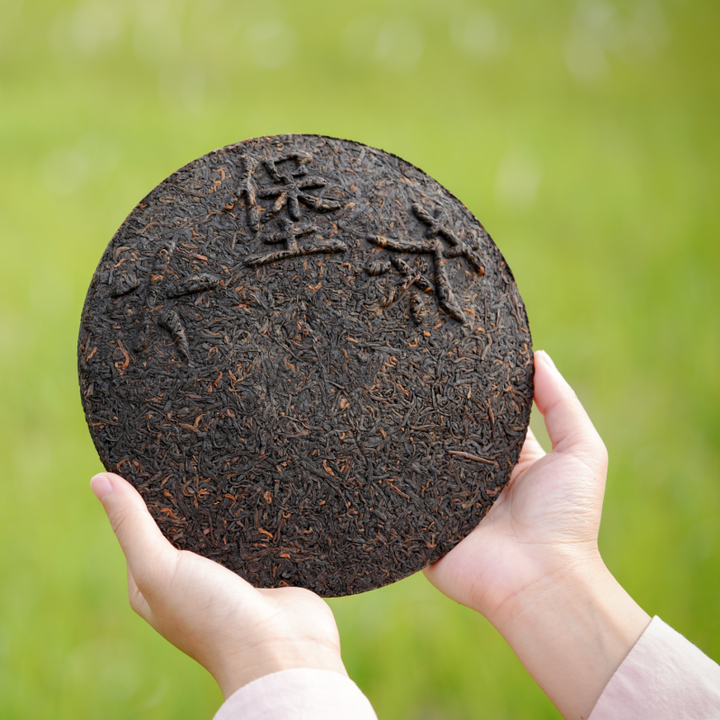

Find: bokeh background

[1,0,718,717]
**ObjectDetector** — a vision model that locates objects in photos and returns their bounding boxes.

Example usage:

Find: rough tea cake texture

[78,134,533,596]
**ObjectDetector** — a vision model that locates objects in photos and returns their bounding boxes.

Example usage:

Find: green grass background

[1,0,718,717]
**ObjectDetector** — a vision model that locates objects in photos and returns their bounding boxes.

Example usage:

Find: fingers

[510,427,546,480]
[127,565,151,620]
[520,427,546,461]
[90,472,176,585]
[533,351,606,462]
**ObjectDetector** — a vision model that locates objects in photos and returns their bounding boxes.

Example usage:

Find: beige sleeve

[589,616,720,720]
[213,668,378,720]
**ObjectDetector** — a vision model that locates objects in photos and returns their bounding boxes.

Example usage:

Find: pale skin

[89,475,347,700]
[91,350,650,718]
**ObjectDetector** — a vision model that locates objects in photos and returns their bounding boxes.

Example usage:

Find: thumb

[90,472,175,583]
[533,351,607,462]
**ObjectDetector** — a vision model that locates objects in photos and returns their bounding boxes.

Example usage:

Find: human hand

[90,473,347,700]
[424,349,608,621]
[424,351,650,719]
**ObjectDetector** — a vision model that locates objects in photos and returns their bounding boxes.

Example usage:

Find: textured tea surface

[78,134,533,596]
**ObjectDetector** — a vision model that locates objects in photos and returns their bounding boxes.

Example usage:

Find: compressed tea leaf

[78,134,533,597]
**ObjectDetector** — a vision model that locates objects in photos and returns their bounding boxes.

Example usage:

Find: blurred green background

[1,0,718,717]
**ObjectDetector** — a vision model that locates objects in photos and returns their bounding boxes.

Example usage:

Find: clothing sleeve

[589,616,720,720]
[212,668,378,720]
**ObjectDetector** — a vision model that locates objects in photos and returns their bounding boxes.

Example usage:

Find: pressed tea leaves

[78,135,533,597]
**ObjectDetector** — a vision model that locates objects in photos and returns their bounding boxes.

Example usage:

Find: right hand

[425,351,650,720]
[424,349,609,621]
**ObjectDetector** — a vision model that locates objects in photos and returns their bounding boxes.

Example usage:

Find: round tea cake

[78,134,533,597]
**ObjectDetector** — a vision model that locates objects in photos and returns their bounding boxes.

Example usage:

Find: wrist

[485,553,650,719]
[478,545,606,628]
[212,638,348,700]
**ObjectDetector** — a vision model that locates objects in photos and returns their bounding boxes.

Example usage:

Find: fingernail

[538,350,557,371]
[90,473,113,501]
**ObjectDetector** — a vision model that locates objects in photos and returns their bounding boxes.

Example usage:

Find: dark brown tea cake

[78,134,533,597]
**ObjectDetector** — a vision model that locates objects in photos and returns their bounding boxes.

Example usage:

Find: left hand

[90,472,347,700]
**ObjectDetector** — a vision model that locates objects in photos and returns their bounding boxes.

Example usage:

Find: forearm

[485,554,651,720]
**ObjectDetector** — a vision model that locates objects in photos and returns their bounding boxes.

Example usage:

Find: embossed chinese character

[110,231,219,362]
[245,217,347,267]
[365,202,484,324]
[239,155,260,231]
[367,254,434,325]
[242,151,346,267]
[259,152,341,220]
